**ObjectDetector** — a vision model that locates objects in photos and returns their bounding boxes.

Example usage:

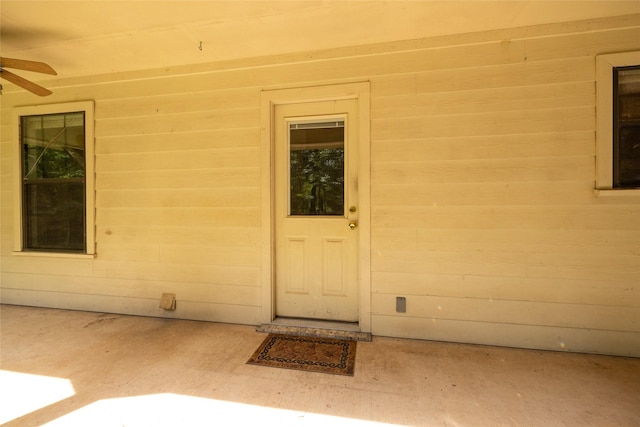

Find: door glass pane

[289,121,344,216]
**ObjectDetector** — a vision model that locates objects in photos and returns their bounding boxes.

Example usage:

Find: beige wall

[1,14,639,356]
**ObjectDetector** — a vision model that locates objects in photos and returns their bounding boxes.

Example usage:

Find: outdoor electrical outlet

[396,296,406,313]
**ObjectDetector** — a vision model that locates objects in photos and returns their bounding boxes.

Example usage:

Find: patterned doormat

[247,333,357,376]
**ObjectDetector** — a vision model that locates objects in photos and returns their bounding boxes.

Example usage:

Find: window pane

[618,67,640,121]
[22,112,85,179]
[615,66,640,189]
[24,181,85,251]
[289,122,344,216]
[617,126,640,188]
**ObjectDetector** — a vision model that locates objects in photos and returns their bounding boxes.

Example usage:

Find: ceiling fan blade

[0,69,53,96]
[0,57,57,75]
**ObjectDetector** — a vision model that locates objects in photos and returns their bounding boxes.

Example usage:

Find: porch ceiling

[1,1,639,83]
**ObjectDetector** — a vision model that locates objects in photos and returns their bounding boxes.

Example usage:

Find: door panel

[323,237,346,295]
[285,237,307,294]
[275,99,359,322]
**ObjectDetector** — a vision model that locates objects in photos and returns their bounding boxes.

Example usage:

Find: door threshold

[257,317,372,341]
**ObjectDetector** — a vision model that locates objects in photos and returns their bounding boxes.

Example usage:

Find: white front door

[274,99,359,322]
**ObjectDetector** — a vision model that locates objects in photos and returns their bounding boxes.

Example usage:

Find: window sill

[12,251,95,259]
[594,188,640,198]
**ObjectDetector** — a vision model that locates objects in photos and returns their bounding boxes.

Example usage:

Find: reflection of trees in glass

[290,148,344,215]
[24,145,85,179]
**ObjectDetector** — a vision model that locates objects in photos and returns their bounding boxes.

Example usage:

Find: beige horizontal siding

[96,207,261,227]
[372,206,640,230]
[0,288,262,324]
[373,82,594,116]
[371,316,638,356]
[96,108,258,137]
[94,242,261,266]
[1,13,639,354]
[373,250,639,282]
[371,294,639,332]
[374,131,594,162]
[373,157,593,185]
[96,148,260,172]
[373,228,640,256]
[97,168,260,190]
[86,78,263,323]
[374,181,595,206]
[96,88,260,118]
[97,187,260,208]
[96,128,260,155]
[372,56,595,97]
[366,16,640,355]
[1,272,260,306]
[94,225,262,247]
[89,261,260,288]
[372,273,636,307]
[372,107,594,139]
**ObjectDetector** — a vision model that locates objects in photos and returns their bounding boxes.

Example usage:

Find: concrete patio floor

[1,304,638,426]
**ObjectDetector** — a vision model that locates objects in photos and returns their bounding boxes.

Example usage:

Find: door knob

[348,221,357,230]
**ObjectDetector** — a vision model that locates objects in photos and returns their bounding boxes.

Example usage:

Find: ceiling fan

[0,57,57,96]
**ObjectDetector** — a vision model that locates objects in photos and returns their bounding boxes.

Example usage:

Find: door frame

[260,82,371,332]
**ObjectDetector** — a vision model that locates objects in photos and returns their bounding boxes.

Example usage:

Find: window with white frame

[596,52,640,191]
[14,101,95,255]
